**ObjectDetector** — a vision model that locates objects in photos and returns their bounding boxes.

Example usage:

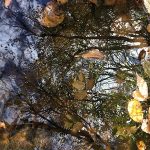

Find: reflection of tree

[1,0,150,149]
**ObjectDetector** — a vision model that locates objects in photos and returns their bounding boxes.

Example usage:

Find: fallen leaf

[141,119,150,134]
[89,0,98,6]
[72,79,85,90]
[138,49,146,61]
[104,0,116,6]
[147,24,150,33]
[0,122,6,129]
[142,60,150,77]
[4,0,12,8]
[128,99,143,122]
[75,49,105,60]
[39,1,64,28]
[116,126,137,137]
[71,122,83,133]
[136,73,148,100]
[57,0,68,4]
[136,141,146,150]
[132,90,147,102]
[86,78,95,90]
[74,90,87,100]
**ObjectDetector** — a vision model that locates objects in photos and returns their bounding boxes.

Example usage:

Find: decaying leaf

[89,0,98,6]
[136,140,146,150]
[116,126,137,137]
[74,90,87,100]
[57,0,68,4]
[75,49,105,60]
[86,78,95,90]
[141,119,150,134]
[0,122,6,129]
[132,90,147,102]
[104,0,116,6]
[128,99,143,122]
[142,60,150,77]
[136,73,148,100]
[71,122,83,133]
[72,79,85,90]
[4,0,12,8]
[39,1,64,28]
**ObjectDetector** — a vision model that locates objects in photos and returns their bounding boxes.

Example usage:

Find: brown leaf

[128,99,143,122]
[86,79,95,90]
[39,1,64,28]
[76,49,105,60]
[89,0,98,6]
[147,24,150,33]
[71,122,83,133]
[4,0,12,8]
[74,90,87,100]
[104,0,116,6]
[0,122,6,129]
[72,79,85,90]
[138,49,146,61]
[57,0,68,4]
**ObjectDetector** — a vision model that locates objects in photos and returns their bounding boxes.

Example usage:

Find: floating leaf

[4,0,12,8]
[136,73,148,100]
[136,141,146,150]
[132,90,147,102]
[39,1,64,28]
[75,49,105,60]
[141,119,150,134]
[128,99,143,122]
[74,90,87,100]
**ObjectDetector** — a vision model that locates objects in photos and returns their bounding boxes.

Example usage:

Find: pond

[0,0,150,150]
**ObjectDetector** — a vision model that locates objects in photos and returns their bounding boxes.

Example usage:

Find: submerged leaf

[72,79,85,90]
[71,122,83,133]
[128,99,143,122]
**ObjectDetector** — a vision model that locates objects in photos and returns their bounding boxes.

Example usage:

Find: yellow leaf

[74,90,87,100]
[136,141,146,150]
[128,99,143,122]
[4,0,12,8]
[136,73,148,100]
[141,119,150,134]
[40,1,64,28]
[75,49,105,60]
[132,90,147,102]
